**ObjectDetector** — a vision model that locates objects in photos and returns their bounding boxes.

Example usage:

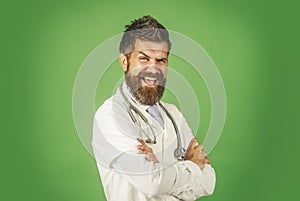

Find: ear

[119,54,128,72]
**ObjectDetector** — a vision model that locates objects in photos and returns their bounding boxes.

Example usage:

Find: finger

[136,145,145,151]
[187,138,195,151]
[199,152,207,160]
[198,150,207,156]
[194,144,204,152]
[137,146,153,154]
[138,150,152,155]
[137,138,147,146]
[146,147,154,154]
[198,154,206,160]
[187,138,198,151]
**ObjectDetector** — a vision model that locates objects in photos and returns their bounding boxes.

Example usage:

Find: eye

[139,57,149,62]
[157,59,167,64]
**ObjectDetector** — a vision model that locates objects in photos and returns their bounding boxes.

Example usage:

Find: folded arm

[92,114,215,199]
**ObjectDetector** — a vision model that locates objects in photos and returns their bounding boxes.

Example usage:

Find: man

[92,15,216,201]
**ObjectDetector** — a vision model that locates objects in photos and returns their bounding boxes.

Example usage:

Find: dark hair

[119,15,171,55]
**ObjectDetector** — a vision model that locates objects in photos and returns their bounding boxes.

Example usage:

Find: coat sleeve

[92,100,216,199]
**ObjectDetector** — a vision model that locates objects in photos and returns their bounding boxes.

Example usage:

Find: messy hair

[119,15,171,55]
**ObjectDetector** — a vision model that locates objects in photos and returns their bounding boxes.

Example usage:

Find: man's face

[121,39,169,105]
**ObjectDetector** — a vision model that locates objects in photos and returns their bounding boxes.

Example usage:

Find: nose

[146,64,160,74]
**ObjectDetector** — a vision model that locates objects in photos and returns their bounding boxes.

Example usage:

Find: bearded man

[92,15,216,201]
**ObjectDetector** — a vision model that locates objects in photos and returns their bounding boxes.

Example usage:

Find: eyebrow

[138,51,150,58]
[138,51,168,61]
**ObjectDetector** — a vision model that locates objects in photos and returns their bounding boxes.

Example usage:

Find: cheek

[129,65,145,76]
[160,67,168,78]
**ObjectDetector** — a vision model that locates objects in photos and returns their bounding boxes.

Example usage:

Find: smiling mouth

[142,77,158,86]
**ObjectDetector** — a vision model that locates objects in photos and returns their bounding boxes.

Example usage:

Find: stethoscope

[119,84,186,161]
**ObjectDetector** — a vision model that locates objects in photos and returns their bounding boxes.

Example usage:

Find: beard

[126,70,166,106]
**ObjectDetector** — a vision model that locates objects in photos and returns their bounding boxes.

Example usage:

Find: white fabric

[92,83,216,201]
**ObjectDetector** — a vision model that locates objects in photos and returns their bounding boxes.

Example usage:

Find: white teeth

[144,77,157,81]
[143,77,157,86]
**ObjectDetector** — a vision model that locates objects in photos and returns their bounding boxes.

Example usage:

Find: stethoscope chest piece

[174,147,186,161]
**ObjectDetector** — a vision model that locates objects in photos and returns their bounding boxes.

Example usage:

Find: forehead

[133,39,169,55]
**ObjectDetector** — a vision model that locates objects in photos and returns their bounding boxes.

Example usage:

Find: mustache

[138,71,164,80]
[125,69,166,105]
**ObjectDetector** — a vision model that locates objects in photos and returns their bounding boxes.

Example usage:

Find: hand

[185,138,210,170]
[137,138,159,163]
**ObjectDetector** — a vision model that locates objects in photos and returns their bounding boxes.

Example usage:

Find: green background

[2,0,299,200]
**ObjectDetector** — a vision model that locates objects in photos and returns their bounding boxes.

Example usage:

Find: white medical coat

[92,83,216,201]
